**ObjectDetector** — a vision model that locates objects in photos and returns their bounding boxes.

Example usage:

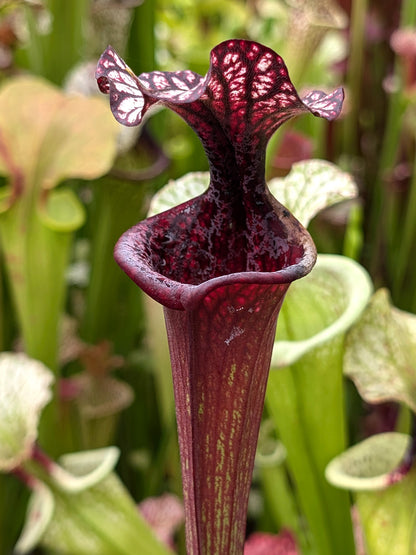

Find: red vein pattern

[97,39,344,554]
[96,40,344,309]
[96,40,343,161]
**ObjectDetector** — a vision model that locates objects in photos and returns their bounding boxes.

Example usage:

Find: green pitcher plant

[326,288,416,555]
[0,76,119,372]
[0,351,172,555]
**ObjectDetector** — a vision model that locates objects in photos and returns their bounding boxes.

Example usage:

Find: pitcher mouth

[114,198,317,311]
[98,39,342,310]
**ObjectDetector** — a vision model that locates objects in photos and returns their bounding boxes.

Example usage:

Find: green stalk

[266,255,372,555]
[368,0,416,275]
[0,474,28,555]
[343,0,368,157]
[400,0,416,26]
[387,0,416,305]
[81,178,148,348]
[256,443,309,552]
[143,296,175,431]
[127,0,156,73]
[22,4,45,76]
[43,0,89,84]
[266,368,334,555]
[0,193,79,455]
[294,338,354,553]
[392,149,416,300]
[268,349,355,555]
[0,75,118,459]
[367,90,406,273]
[19,0,89,82]
[0,197,70,371]
[82,0,158,346]
[343,202,363,261]
[411,278,416,314]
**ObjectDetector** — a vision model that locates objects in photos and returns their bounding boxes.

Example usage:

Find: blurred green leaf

[0,76,119,196]
[268,160,358,228]
[344,289,416,412]
[41,449,172,555]
[17,448,172,555]
[0,76,119,371]
[325,432,411,491]
[148,171,209,216]
[15,480,55,555]
[356,467,416,555]
[326,433,416,555]
[272,254,372,367]
[0,352,54,472]
[48,447,120,493]
[38,188,85,232]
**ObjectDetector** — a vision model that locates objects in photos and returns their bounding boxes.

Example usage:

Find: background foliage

[0,0,416,553]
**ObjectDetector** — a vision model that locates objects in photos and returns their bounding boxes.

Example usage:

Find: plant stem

[266,368,334,555]
[343,0,368,157]
[22,5,45,76]
[258,457,309,552]
[127,0,156,73]
[401,0,416,26]
[43,0,89,84]
[82,178,148,348]
[343,202,363,261]
[367,0,416,277]
[392,149,416,300]
[266,335,355,554]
